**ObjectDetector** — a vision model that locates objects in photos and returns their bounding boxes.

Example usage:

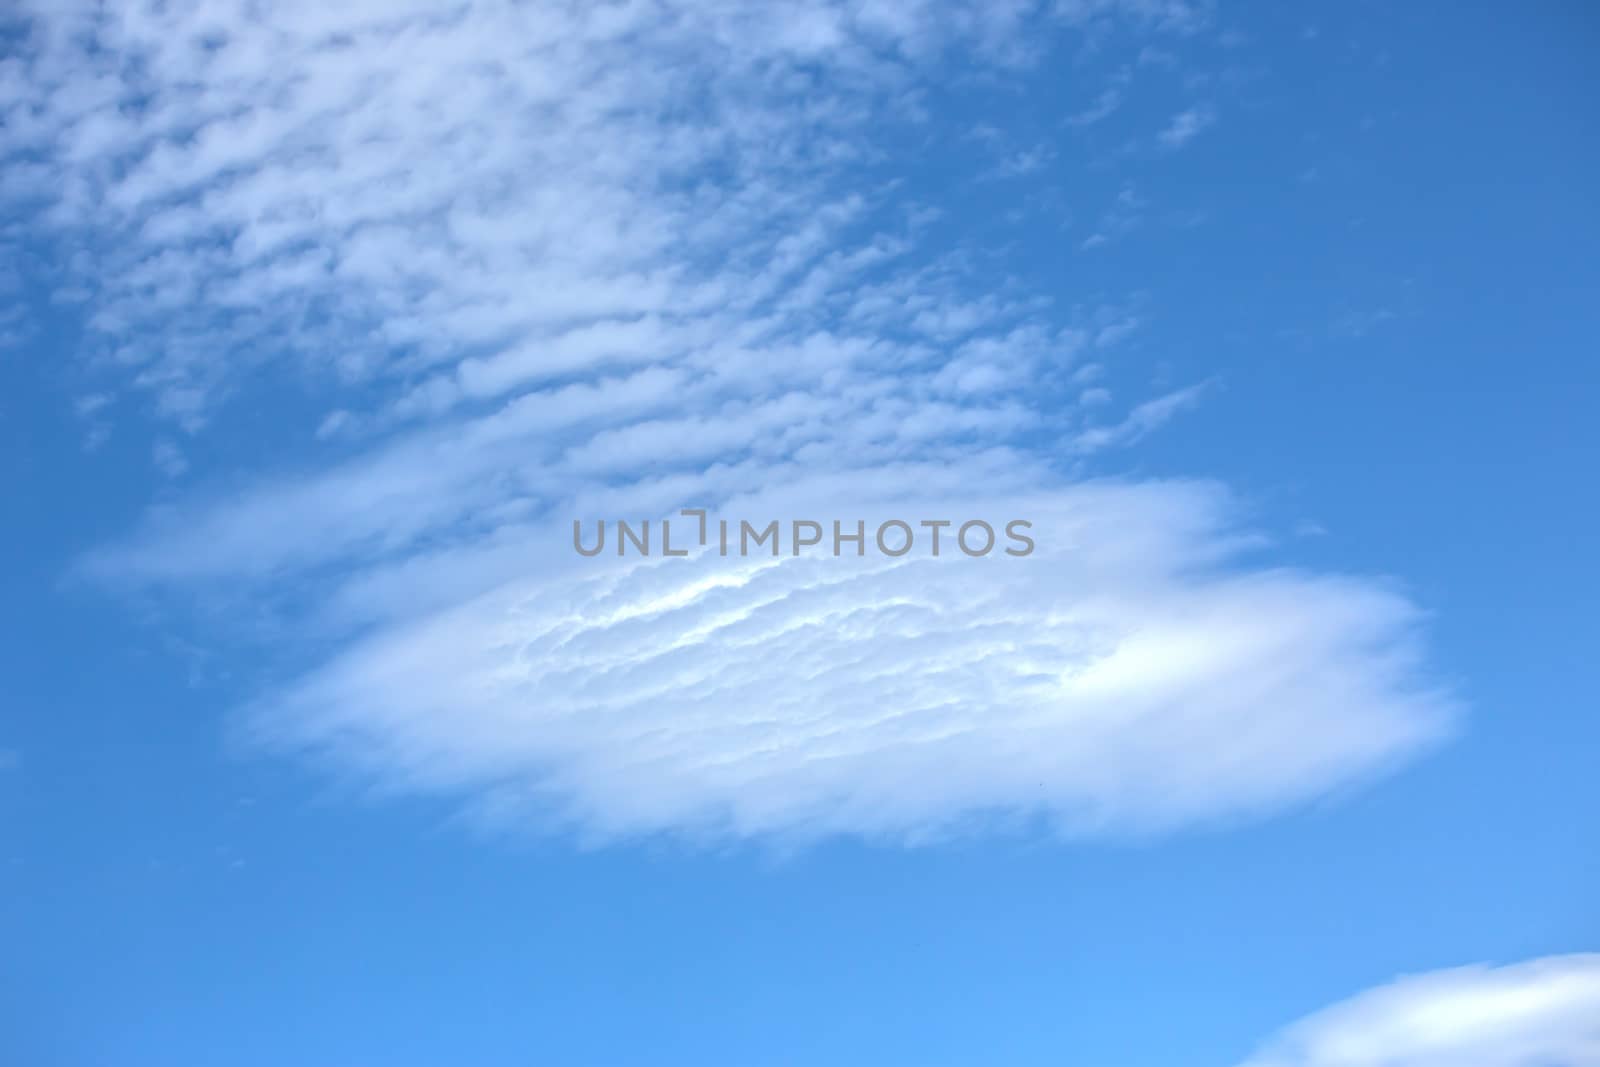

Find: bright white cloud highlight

[1239,955,1600,1067]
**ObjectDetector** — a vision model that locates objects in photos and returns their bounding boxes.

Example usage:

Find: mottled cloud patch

[6,0,1456,844]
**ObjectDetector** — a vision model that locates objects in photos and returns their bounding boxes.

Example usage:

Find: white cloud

[1069,381,1209,453]
[1159,104,1218,149]
[232,481,1452,842]
[1239,955,1600,1067]
[6,0,1458,843]
[1068,86,1126,127]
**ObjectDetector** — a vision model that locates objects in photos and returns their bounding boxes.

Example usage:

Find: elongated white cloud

[1239,955,1600,1067]
[7,0,1458,842]
[242,482,1452,841]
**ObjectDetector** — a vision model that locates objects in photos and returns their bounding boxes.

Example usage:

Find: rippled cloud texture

[5,0,1454,841]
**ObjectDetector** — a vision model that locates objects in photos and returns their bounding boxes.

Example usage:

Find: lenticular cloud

[252,482,1454,841]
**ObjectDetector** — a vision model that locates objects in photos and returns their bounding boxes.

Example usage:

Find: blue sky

[2,1,1598,1064]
